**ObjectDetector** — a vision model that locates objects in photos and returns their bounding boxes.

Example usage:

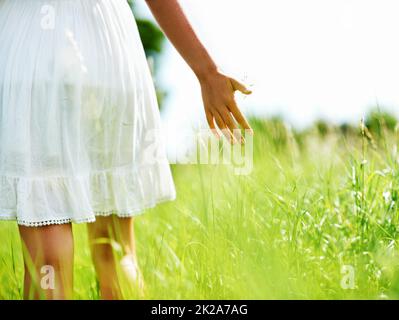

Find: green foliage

[135,19,165,57]
[128,0,165,57]
[365,109,397,137]
[315,120,329,137]
[128,1,167,108]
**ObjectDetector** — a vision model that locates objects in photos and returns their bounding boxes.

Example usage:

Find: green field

[1,113,399,300]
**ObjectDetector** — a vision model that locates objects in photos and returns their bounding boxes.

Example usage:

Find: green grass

[2,116,399,299]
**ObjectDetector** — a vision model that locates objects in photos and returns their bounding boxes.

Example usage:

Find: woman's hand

[199,71,253,144]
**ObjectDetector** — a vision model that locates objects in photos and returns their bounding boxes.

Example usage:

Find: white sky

[138,0,399,150]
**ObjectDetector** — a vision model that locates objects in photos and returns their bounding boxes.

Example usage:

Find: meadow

[1,112,399,299]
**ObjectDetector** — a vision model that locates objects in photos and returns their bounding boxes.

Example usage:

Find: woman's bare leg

[87,216,142,300]
[18,224,74,300]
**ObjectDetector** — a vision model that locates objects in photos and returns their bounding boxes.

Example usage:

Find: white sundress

[0,0,176,227]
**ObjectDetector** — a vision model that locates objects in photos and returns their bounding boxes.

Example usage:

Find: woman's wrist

[193,62,220,83]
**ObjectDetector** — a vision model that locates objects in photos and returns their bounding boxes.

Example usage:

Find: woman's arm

[145,0,253,143]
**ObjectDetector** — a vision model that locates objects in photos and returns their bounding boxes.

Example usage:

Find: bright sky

[138,0,399,150]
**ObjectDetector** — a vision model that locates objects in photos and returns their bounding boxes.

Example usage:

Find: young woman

[0,0,252,299]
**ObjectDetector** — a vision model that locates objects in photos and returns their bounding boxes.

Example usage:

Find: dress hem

[0,194,176,227]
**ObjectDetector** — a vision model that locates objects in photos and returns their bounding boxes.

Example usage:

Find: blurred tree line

[249,108,399,153]
[128,0,164,57]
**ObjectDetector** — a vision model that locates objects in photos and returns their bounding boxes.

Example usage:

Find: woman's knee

[87,217,117,264]
[19,224,73,267]
[88,216,135,254]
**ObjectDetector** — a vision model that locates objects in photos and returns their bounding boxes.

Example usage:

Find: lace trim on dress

[0,161,176,227]
[0,194,176,227]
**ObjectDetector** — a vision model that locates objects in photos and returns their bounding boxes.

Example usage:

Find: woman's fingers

[228,77,253,136]
[205,110,220,139]
[227,99,253,135]
[230,77,252,95]
[214,111,237,144]
[222,109,243,144]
